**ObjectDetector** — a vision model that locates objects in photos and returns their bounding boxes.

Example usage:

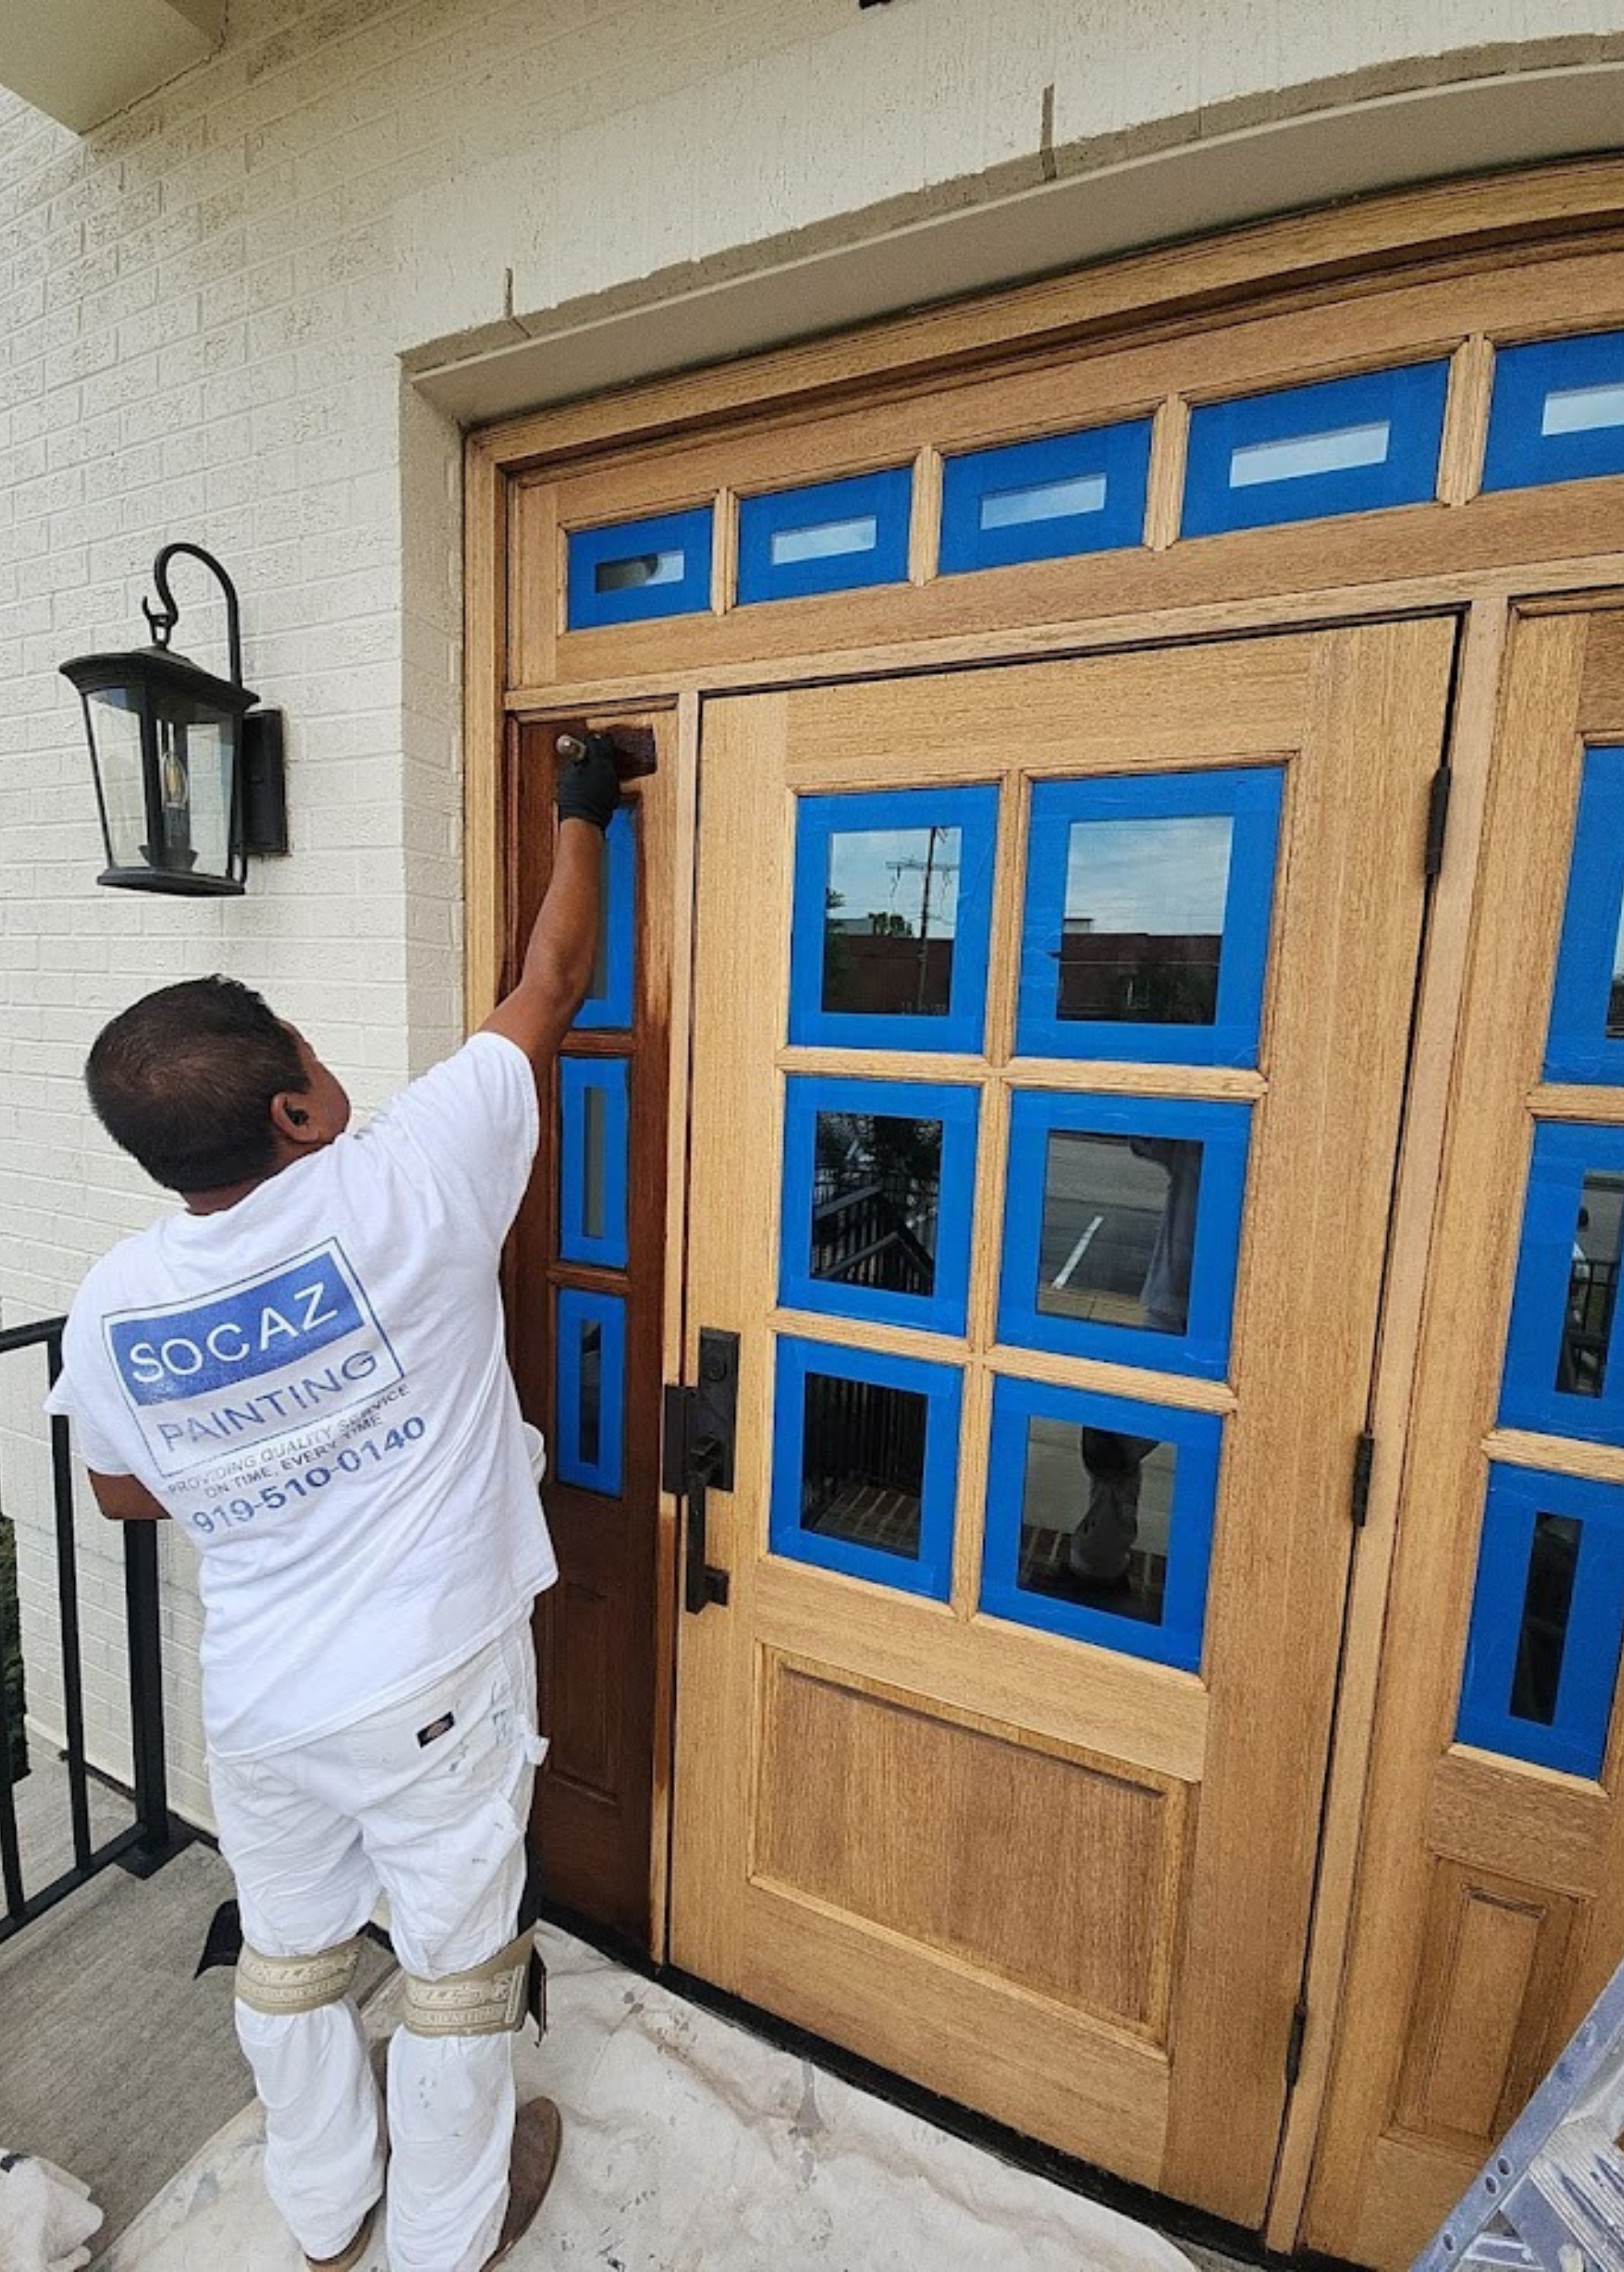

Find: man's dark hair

[86,976,309,1194]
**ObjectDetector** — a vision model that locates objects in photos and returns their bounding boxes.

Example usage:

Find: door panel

[1305,607,1624,2268]
[671,623,1457,2222]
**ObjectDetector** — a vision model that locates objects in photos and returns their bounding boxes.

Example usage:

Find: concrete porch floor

[96,1924,1208,2272]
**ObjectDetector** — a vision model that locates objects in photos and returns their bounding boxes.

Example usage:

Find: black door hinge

[1285,1999,1309,2093]
[1424,765,1452,879]
[1350,1430,1376,1530]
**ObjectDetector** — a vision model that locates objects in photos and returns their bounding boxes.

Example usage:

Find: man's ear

[270,1090,317,1144]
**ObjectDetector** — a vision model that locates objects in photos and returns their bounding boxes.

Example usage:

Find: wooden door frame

[461,156,1624,2248]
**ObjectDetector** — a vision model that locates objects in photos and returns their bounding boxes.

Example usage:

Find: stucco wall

[3,0,1624,1829]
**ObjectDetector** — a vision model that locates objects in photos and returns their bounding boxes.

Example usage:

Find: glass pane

[1035,1130,1204,1335]
[770,515,879,567]
[1541,381,1624,437]
[823,826,962,1018]
[582,1084,607,1241]
[1611,900,1624,1040]
[85,691,149,870]
[1059,814,1232,1026]
[811,1111,941,1299]
[595,549,684,592]
[979,472,1106,530]
[1561,1171,1624,1398]
[588,831,612,998]
[799,1370,925,1561]
[1229,420,1391,488]
[1014,1417,1174,1627]
[578,1319,602,1468]
[1510,1512,1580,1726]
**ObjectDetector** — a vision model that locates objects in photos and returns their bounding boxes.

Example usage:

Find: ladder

[1413,1955,1624,2272]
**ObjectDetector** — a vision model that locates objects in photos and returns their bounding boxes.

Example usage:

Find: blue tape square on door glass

[1545,746,1624,1084]
[737,468,912,606]
[1182,360,1451,538]
[938,420,1153,575]
[789,784,999,1053]
[573,805,636,1032]
[997,1090,1252,1380]
[770,1335,960,1600]
[1484,330,1624,494]
[980,1375,1222,1672]
[1500,1122,1624,1446]
[558,1056,629,1270]
[567,507,713,630]
[779,1075,980,1337]
[555,1288,625,1495]
[1457,1463,1624,1781]
[1017,766,1284,1066]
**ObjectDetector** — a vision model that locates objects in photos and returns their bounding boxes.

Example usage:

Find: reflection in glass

[1059,815,1232,1027]
[1511,1512,1581,1726]
[799,1370,925,1561]
[1611,899,1624,1040]
[1229,420,1391,488]
[823,826,962,1018]
[1561,1171,1624,1398]
[812,1111,941,1299]
[1035,1130,1203,1334]
[588,830,612,1000]
[979,472,1106,530]
[595,549,684,592]
[582,1084,608,1241]
[770,515,878,567]
[1541,381,1624,437]
[578,1319,602,1468]
[1014,1418,1173,1627]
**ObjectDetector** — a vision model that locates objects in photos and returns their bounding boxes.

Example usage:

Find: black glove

[555,733,622,832]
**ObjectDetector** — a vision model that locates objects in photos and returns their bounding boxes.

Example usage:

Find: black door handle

[662,1328,739,1616]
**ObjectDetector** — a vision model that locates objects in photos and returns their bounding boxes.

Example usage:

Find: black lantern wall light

[61,543,288,896]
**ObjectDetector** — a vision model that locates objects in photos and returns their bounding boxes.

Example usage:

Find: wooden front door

[669,621,1456,2225]
[1305,607,1624,2266]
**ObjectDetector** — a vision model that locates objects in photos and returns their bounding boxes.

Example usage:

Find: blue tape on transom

[1484,331,1624,494]
[1016,766,1284,1066]
[1500,1120,1624,1446]
[737,468,912,605]
[555,1287,625,1496]
[779,1074,980,1337]
[1457,1463,1624,1781]
[788,783,999,1053]
[567,507,713,630]
[558,1055,629,1270]
[938,420,1153,574]
[979,1374,1222,1672]
[573,806,636,1032]
[996,1089,1252,1379]
[1545,745,1624,1085]
[769,1335,960,1600]
[1182,361,1450,538]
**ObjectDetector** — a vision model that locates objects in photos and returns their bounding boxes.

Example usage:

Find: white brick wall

[3,0,1624,1831]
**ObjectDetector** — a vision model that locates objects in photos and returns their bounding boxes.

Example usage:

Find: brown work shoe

[482,2097,563,2269]
[304,2199,380,2270]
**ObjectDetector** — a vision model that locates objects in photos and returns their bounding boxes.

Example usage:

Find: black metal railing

[0,1314,184,1943]
[811,1178,935,1298]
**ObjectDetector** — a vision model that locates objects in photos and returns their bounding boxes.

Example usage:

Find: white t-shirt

[45,1032,557,1761]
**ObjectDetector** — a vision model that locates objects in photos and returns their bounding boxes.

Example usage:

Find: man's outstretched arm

[90,1470,170,1521]
[480,736,622,1068]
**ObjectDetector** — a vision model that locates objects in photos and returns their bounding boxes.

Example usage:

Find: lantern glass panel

[91,681,238,882]
[83,687,151,874]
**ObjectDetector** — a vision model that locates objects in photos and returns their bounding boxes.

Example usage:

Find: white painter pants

[209,1620,547,2272]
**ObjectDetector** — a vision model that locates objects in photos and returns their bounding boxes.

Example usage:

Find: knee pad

[235,1934,365,2017]
[400,1927,542,2039]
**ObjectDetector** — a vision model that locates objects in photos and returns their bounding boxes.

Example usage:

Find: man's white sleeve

[361,1032,541,1247]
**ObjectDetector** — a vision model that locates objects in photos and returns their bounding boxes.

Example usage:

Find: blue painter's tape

[1545,746,1624,1085]
[1182,360,1450,537]
[996,1089,1252,1380]
[979,1373,1222,1673]
[779,1074,979,1337]
[938,420,1153,574]
[567,507,713,630]
[1016,766,1284,1067]
[1457,1463,1624,1781]
[555,1287,624,1496]
[737,468,912,605]
[573,805,636,1033]
[788,783,1000,1054]
[1500,1120,1624,1446]
[1484,330,1624,495]
[769,1334,960,1601]
[558,1055,629,1270]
